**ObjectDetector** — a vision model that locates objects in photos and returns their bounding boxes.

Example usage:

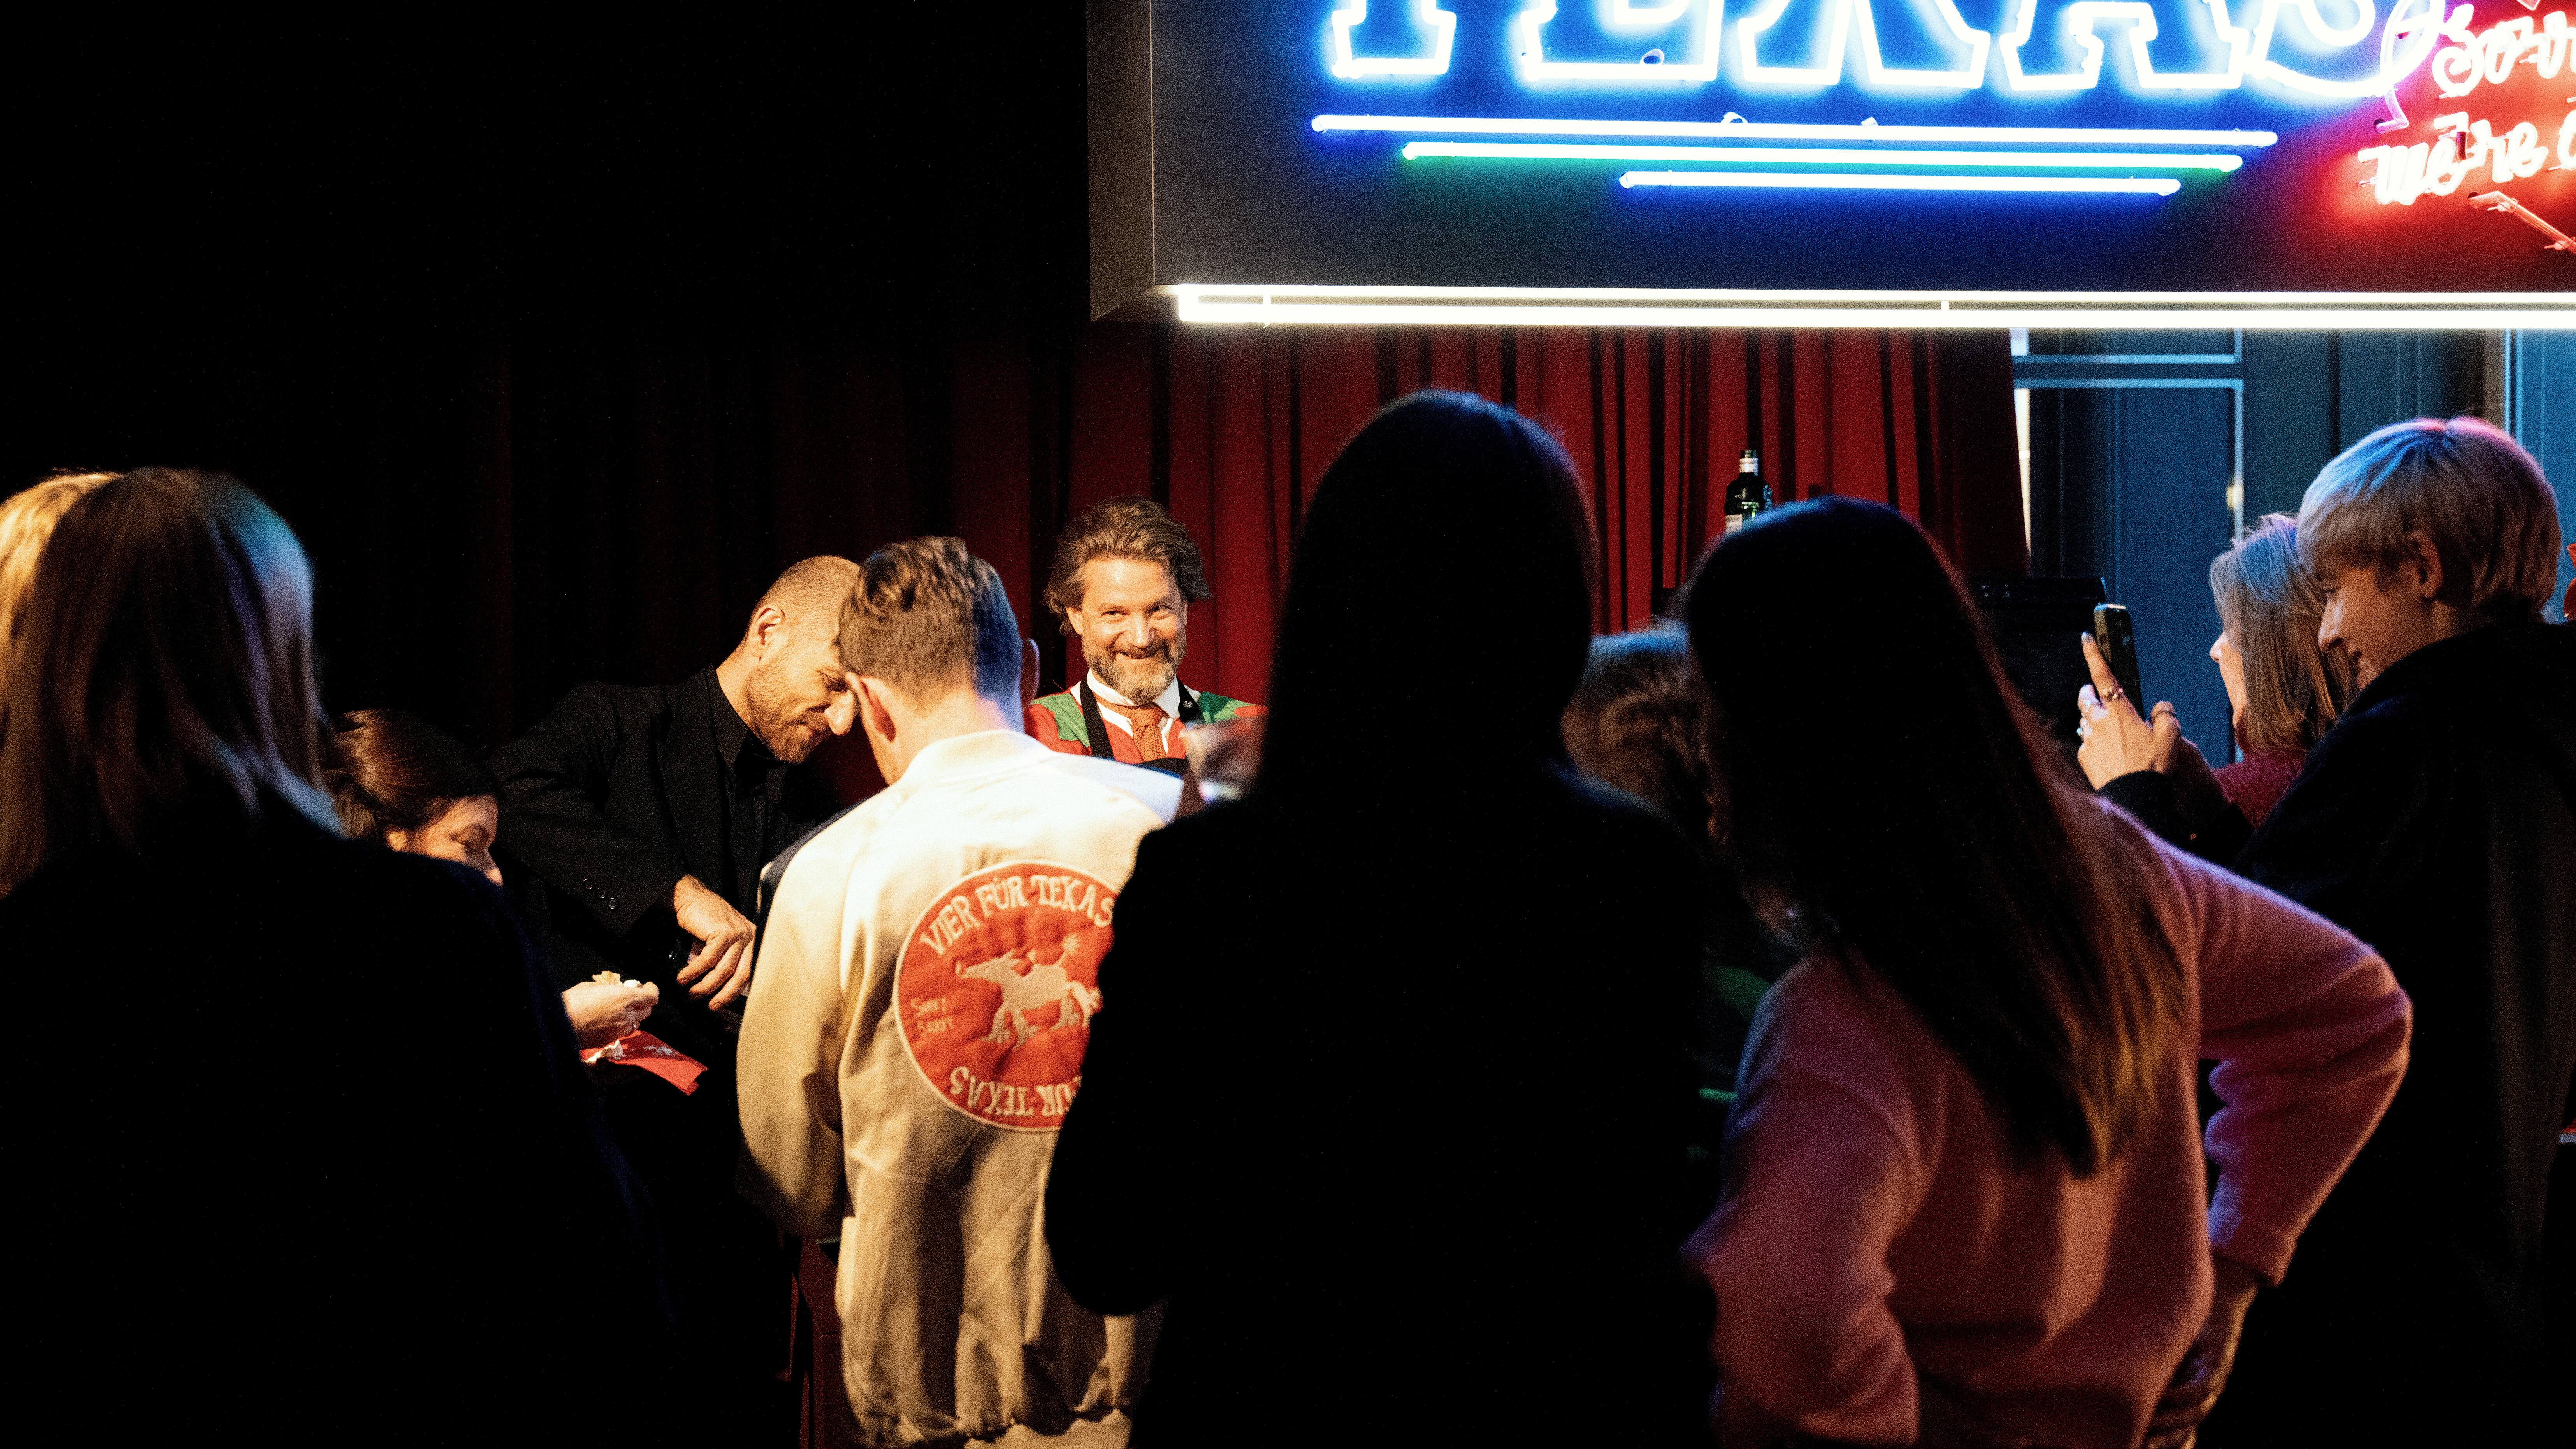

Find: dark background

[14,9,1091,787]
[53,11,2552,808]
[13,6,2035,810]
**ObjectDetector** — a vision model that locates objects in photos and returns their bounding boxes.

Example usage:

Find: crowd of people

[0,399,2566,1448]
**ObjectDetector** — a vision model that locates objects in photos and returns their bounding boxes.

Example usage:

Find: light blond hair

[2298,417,2561,623]
[1,473,114,652]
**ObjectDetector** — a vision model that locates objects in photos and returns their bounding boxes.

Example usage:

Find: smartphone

[2091,603,2145,711]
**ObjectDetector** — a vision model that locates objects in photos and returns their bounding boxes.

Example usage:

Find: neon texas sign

[1328,0,2439,100]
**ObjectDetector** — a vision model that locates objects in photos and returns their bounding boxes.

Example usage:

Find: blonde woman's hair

[0,470,336,892]
[2298,417,2561,623]
[2211,516,2350,754]
[0,473,114,655]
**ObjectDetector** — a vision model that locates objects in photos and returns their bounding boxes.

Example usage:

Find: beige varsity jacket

[739,729,1181,1447]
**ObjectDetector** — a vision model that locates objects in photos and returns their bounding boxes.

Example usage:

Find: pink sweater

[1689,834,2409,1448]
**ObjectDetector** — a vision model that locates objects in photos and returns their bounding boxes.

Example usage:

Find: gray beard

[1089,638,1183,704]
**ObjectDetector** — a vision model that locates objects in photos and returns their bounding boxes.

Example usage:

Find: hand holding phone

[2076,629,2176,788]
[2089,604,2144,711]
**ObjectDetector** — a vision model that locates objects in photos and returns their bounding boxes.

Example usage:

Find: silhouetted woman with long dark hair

[1682,497,2409,1449]
[1047,393,1714,1445]
[0,469,668,1443]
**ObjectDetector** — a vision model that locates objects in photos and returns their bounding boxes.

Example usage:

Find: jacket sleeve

[736,843,852,1239]
[493,685,687,934]
[1688,967,1925,1447]
[2173,843,2411,1284]
[2099,770,2254,868]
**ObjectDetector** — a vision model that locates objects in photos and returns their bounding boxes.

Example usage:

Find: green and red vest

[1024,680,1264,766]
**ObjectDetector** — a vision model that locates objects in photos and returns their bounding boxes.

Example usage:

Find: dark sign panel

[1090,0,2576,319]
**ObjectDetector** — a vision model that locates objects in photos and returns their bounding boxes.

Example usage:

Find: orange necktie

[1112,701,1169,761]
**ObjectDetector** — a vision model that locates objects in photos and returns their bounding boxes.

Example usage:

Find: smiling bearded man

[1027,497,1263,772]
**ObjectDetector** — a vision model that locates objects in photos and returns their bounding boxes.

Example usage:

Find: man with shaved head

[496,554,862,1440]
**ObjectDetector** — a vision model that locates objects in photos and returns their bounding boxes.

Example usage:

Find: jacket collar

[709,670,762,773]
[661,667,729,884]
[2347,619,2522,714]
[898,729,1056,790]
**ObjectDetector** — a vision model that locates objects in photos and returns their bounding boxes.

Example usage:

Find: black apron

[1076,678,1199,778]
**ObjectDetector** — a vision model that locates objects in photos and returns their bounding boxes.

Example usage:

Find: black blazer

[493,667,841,1070]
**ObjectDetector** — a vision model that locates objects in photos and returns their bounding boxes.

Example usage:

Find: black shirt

[706,671,794,915]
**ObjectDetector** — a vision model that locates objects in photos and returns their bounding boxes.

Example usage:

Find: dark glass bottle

[1723,448,1772,534]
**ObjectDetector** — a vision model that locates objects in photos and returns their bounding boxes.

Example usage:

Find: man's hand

[2143,1253,2262,1449]
[673,874,757,1008]
[562,980,659,1048]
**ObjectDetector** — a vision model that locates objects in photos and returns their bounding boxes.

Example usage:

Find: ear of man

[743,603,791,660]
[850,674,902,740]
[2399,530,2446,600]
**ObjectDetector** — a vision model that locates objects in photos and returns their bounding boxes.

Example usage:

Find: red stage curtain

[9,314,2021,805]
[1048,325,2028,709]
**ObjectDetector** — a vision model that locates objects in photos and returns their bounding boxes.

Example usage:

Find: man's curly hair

[1042,497,1213,635]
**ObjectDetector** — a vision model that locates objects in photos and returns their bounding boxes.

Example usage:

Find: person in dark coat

[492,553,858,1439]
[1044,392,1714,1447]
[1559,626,1797,1200]
[0,469,669,1444]
[2185,419,2576,1447]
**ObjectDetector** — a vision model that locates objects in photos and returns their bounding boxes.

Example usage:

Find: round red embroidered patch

[895,861,1117,1131]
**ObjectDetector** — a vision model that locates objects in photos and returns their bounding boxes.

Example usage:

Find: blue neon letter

[1739,0,1991,88]
[1999,0,2250,91]
[1329,0,1460,78]
[1515,2,1723,83]
[2246,0,2390,97]
[1737,0,1857,85]
[1854,0,1992,88]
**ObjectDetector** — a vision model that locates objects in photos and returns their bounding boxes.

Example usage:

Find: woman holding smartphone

[2201,517,2351,822]
[2079,516,2350,860]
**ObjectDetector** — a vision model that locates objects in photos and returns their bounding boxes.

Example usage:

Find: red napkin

[581,1030,706,1095]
